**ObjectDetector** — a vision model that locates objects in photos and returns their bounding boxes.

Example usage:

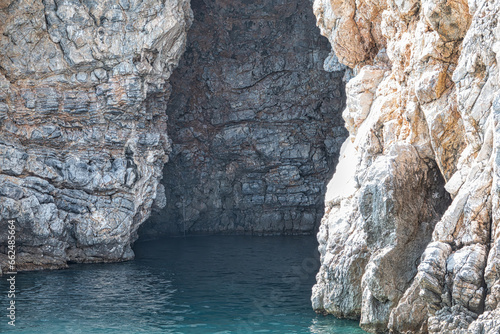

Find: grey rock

[143,0,347,236]
[0,0,192,271]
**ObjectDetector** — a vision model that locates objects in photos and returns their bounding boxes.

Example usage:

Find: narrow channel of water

[0,235,365,333]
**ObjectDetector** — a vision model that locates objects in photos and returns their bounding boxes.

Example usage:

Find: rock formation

[0,0,347,270]
[142,0,347,236]
[312,0,500,332]
[0,0,192,271]
[7,0,499,332]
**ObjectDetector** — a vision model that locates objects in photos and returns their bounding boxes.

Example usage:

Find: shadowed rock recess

[311,0,500,332]
[142,0,347,236]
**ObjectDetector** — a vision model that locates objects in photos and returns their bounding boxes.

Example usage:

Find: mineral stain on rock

[142,0,347,236]
[311,0,500,332]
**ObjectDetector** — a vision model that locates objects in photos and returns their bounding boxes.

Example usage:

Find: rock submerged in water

[312,0,500,332]
[0,0,192,271]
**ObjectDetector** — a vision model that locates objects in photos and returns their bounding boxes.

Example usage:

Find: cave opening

[139,0,347,239]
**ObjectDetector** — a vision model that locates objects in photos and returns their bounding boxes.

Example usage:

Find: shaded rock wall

[312,0,500,333]
[0,0,192,271]
[143,0,347,235]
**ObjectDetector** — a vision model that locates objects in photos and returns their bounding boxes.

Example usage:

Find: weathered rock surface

[142,0,347,236]
[0,0,192,271]
[312,0,500,332]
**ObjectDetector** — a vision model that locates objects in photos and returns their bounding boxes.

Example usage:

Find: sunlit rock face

[143,0,347,236]
[312,0,500,332]
[0,0,192,271]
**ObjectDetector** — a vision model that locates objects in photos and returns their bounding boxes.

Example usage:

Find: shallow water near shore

[0,235,366,333]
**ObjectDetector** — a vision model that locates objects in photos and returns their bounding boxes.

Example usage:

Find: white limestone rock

[312,0,500,332]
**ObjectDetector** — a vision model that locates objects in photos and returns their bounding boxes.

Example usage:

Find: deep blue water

[0,235,365,333]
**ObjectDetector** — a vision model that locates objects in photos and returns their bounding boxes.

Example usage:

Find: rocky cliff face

[0,0,192,271]
[142,0,347,236]
[0,0,347,269]
[312,0,500,332]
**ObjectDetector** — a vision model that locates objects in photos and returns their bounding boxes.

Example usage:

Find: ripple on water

[0,236,366,333]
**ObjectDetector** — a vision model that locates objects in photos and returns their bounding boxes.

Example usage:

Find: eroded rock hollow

[312,0,500,332]
[143,0,347,235]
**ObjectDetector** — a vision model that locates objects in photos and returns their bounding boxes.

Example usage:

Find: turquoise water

[1,236,365,333]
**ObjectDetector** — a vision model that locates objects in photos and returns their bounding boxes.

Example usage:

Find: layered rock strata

[0,0,192,271]
[312,0,500,333]
[143,0,347,236]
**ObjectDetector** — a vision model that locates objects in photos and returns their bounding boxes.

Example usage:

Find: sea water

[0,235,366,333]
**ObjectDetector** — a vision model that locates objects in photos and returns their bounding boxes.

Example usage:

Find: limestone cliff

[312,0,500,332]
[0,0,192,271]
[142,0,347,236]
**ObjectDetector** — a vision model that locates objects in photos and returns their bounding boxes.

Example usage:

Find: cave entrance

[139,0,347,238]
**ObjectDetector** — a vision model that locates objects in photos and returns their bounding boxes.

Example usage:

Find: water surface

[1,235,365,333]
